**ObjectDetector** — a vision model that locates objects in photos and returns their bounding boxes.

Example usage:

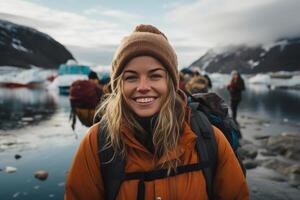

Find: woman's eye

[150,74,162,80]
[125,76,137,81]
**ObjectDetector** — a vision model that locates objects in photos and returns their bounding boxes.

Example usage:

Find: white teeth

[136,97,154,103]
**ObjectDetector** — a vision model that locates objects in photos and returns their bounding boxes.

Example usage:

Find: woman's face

[232,73,238,80]
[122,56,168,117]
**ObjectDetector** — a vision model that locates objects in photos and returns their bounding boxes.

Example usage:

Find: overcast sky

[0,0,299,68]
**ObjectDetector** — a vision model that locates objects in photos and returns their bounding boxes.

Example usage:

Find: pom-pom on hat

[111,24,178,89]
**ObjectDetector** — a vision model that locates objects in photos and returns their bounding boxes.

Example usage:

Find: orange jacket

[65,122,249,200]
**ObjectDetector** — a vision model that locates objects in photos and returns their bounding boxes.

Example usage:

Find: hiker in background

[65,24,248,200]
[98,73,111,93]
[185,75,209,94]
[88,71,100,85]
[179,67,197,96]
[204,73,212,89]
[186,67,212,94]
[193,67,213,89]
[180,68,193,84]
[69,71,103,130]
[227,70,245,124]
[184,68,211,98]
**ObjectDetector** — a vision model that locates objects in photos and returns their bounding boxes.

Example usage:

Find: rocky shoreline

[239,133,300,188]
[0,111,299,199]
[236,114,300,199]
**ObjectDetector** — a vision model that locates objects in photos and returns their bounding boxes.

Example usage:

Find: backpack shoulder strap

[189,102,218,200]
[98,125,125,200]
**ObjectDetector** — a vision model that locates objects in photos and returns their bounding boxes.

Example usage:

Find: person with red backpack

[65,24,249,200]
[69,71,103,129]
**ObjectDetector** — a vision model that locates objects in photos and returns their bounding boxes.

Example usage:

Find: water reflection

[1,85,299,130]
[215,85,300,123]
[0,88,57,130]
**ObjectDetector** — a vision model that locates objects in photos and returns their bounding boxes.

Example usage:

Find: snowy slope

[0,19,74,69]
[190,38,300,74]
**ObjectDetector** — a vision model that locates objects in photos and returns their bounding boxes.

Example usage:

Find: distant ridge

[0,19,74,69]
[190,38,300,74]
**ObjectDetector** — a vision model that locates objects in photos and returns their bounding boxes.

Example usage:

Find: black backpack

[98,92,245,200]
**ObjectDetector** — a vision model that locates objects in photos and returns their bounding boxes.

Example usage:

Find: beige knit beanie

[111,24,178,89]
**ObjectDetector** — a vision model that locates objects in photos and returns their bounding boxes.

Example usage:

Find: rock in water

[238,144,258,160]
[264,133,300,160]
[14,154,22,159]
[243,159,258,169]
[5,166,17,173]
[254,135,270,140]
[34,170,48,181]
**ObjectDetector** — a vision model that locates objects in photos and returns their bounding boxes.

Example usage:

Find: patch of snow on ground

[248,60,260,69]
[263,40,289,52]
[260,52,266,57]
[11,38,30,53]
[202,60,211,69]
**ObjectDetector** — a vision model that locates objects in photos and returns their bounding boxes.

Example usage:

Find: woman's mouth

[134,97,156,104]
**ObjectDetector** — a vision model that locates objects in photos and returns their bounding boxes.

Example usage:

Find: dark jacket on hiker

[227,75,245,101]
[65,121,249,200]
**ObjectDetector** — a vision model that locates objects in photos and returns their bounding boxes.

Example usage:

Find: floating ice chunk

[5,166,17,173]
[249,74,271,85]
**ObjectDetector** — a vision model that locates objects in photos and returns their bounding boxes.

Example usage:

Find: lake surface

[0,88,56,130]
[0,84,299,199]
[216,85,300,124]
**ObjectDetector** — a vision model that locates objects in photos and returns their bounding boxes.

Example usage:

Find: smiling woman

[122,56,169,117]
[65,24,249,200]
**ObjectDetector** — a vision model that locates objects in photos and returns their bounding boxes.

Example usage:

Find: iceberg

[248,72,300,89]
[50,63,91,94]
[0,66,55,88]
[249,74,271,85]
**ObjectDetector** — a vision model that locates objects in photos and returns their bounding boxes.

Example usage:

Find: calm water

[0,88,57,130]
[0,88,86,200]
[0,85,299,199]
[216,85,300,124]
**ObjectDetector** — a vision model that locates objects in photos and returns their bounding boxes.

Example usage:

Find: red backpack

[69,80,102,109]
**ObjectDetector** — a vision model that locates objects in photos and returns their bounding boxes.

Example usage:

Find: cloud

[66,44,117,67]
[2,0,299,67]
[83,7,141,21]
[165,0,300,46]
[0,0,130,48]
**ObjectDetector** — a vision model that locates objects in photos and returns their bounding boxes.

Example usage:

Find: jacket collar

[120,121,197,165]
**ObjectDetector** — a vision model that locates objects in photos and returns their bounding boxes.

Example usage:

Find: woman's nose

[137,77,150,92]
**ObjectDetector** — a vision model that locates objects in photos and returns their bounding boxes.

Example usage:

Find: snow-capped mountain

[190,38,300,74]
[0,19,74,69]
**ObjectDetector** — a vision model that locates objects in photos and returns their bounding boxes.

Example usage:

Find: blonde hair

[185,75,208,94]
[95,71,186,171]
